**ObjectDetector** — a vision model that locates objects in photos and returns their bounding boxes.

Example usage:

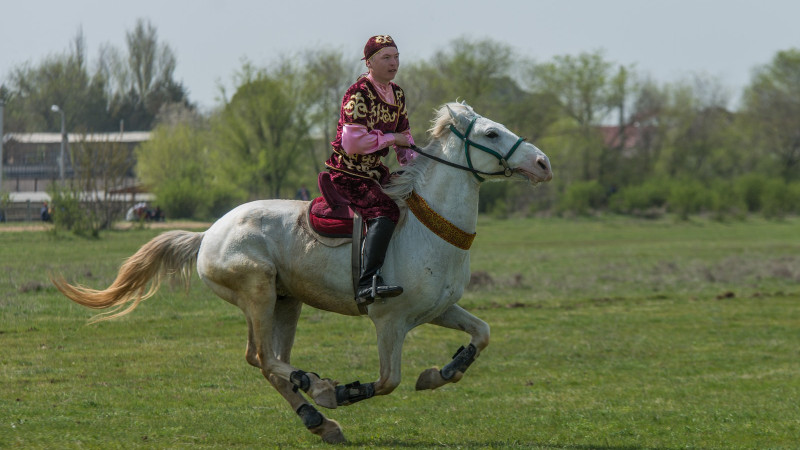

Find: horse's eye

[486,130,499,139]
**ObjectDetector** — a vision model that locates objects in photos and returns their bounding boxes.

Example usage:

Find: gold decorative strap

[406,191,476,250]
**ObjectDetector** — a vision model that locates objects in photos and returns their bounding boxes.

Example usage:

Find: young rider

[324,35,416,306]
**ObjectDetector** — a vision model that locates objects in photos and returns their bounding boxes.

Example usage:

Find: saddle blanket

[308,196,353,238]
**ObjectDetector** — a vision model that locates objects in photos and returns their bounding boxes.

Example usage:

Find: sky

[1,0,798,112]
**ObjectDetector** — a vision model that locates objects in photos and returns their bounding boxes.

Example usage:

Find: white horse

[53,102,552,444]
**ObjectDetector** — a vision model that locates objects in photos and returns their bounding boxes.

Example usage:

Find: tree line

[1,20,189,133]
[3,21,799,221]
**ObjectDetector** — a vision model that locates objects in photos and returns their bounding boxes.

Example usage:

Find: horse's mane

[429,102,475,139]
[384,102,476,201]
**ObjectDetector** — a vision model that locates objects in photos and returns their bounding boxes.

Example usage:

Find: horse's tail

[51,230,205,323]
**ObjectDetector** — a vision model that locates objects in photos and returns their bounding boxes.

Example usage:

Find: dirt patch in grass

[18,281,50,293]
[468,271,526,290]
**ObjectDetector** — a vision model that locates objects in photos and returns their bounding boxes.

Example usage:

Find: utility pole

[0,99,5,191]
[51,105,66,181]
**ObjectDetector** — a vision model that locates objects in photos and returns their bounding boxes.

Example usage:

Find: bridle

[410,117,526,182]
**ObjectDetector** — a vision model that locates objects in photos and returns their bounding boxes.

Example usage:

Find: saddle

[308,173,356,238]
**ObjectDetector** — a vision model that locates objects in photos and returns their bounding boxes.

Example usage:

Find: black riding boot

[356,217,403,303]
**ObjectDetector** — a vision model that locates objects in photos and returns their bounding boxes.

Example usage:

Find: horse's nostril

[537,160,548,171]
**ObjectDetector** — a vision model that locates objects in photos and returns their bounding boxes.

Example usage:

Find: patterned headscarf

[362,35,397,61]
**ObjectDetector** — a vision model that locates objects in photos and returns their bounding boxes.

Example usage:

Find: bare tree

[49,134,136,235]
[301,48,360,175]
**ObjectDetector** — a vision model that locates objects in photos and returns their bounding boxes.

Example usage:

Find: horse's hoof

[415,367,444,391]
[308,376,338,409]
[311,418,346,444]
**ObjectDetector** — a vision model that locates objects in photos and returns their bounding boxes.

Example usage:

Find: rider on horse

[324,35,416,305]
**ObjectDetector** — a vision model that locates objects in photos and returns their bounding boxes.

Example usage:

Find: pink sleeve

[395,130,417,166]
[400,129,415,147]
[342,124,396,155]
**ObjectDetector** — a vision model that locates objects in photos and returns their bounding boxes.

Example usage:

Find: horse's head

[430,102,552,185]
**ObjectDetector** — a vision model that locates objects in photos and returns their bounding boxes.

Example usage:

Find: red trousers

[328,168,400,223]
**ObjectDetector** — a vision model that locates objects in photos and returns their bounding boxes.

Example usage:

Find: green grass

[1,216,799,448]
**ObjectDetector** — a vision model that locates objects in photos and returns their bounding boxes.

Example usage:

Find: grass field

[1,216,799,448]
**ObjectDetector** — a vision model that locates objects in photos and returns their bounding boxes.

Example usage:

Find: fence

[1,191,154,223]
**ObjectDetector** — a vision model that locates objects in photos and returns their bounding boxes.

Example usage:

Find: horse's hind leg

[262,297,345,444]
[244,315,260,368]
[415,304,489,391]
[239,272,337,410]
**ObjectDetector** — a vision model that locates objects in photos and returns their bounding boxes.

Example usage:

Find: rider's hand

[393,133,411,148]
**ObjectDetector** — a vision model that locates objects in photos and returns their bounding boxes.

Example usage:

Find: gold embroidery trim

[343,92,368,120]
[406,191,475,250]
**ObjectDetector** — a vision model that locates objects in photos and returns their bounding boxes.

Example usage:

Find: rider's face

[367,47,399,84]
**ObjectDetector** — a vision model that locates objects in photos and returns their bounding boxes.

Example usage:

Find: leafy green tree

[400,37,531,139]
[398,58,450,137]
[743,48,800,180]
[434,37,515,107]
[527,50,616,181]
[136,113,233,219]
[213,61,312,199]
[528,50,614,128]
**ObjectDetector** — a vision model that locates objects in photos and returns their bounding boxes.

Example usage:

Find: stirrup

[357,275,403,300]
[355,275,403,314]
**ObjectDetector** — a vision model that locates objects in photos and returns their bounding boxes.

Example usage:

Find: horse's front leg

[334,318,406,406]
[415,304,489,391]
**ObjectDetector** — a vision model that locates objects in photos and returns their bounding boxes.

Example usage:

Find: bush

[788,182,800,214]
[154,179,204,219]
[153,179,239,220]
[668,179,712,220]
[478,183,508,214]
[559,180,606,216]
[761,178,791,219]
[735,173,770,212]
[47,185,97,237]
[608,179,670,217]
[709,179,747,221]
[0,190,10,222]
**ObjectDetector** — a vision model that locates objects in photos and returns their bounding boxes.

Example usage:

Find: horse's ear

[446,104,457,120]
[447,103,474,132]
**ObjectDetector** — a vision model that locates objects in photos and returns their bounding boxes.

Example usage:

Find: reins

[410,117,526,182]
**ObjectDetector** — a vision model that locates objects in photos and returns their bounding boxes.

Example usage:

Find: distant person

[41,202,52,222]
[295,185,311,201]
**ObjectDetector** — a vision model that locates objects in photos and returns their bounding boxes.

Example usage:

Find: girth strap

[352,212,366,314]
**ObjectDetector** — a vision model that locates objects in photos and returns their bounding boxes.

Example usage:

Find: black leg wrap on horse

[440,344,478,380]
[296,404,324,429]
[335,381,375,406]
[290,370,311,393]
